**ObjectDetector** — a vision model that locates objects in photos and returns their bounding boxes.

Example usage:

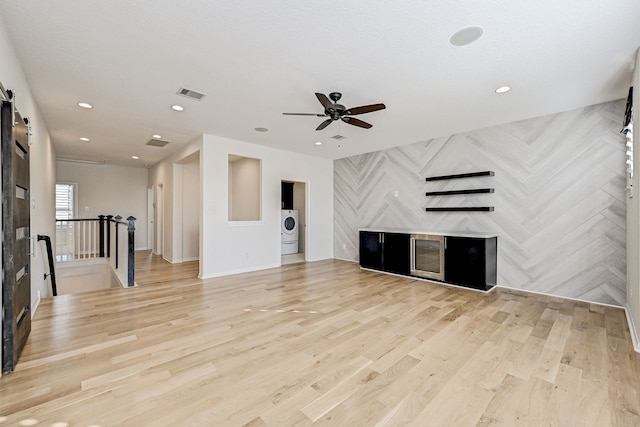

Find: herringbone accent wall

[334,100,627,306]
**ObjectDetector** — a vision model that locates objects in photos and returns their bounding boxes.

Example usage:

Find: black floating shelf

[425,207,495,212]
[425,188,494,196]
[425,171,495,182]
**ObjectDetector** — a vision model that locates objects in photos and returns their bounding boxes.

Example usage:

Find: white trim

[333,256,358,263]
[111,269,138,289]
[625,305,640,353]
[199,262,280,279]
[496,284,623,309]
[31,290,41,318]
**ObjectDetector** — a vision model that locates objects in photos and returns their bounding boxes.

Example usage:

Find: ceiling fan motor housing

[329,104,346,120]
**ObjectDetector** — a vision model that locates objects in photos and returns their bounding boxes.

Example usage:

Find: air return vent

[331,134,346,140]
[146,139,170,148]
[176,87,206,101]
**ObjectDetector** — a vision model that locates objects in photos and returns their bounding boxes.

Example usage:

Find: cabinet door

[281,182,294,210]
[445,237,490,290]
[359,231,383,270]
[382,233,410,275]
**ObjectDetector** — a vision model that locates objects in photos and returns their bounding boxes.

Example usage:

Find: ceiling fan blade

[283,112,326,116]
[346,103,386,116]
[315,93,334,111]
[316,118,333,130]
[342,117,372,129]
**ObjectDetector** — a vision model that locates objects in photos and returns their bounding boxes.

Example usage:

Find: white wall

[56,161,149,249]
[182,153,199,261]
[627,48,640,351]
[229,157,261,221]
[0,16,56,322]
[148,137,203,262]
[149,134,333,276]
[150,134,332,278]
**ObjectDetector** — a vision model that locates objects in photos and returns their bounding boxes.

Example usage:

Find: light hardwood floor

[1,252,639,426]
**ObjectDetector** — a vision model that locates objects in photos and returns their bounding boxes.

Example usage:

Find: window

[55,183,76,220]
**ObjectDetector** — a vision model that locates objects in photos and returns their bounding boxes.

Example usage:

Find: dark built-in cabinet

[444,236,497,290]
[281,182,294,210]
[359,230,497,291]
[359,231,410,275]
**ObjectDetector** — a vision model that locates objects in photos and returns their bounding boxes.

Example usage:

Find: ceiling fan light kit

[283,92,386,131]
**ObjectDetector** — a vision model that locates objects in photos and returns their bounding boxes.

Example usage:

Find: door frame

[280,179,308,260]
[147,186,154,251]
[154,184,163,256]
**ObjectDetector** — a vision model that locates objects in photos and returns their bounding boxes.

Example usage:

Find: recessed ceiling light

[254,127,268,132]
[450,26,484,46]
[78,102,93,109]
[131,155,139,160]
[314,141,322,146]
[495,86,511,94]
[171,105,184,111]
[152,134,162,139]
[79,137,90,142]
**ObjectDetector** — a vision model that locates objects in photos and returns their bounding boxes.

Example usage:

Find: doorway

[281,180,306,265]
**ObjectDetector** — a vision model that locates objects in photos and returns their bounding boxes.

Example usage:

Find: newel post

[114,215,122,269]
[127,216,136,287]
[106,215,113,257]
[98,215,105,257]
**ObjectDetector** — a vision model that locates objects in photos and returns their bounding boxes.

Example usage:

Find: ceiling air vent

[331,135,346,140]
[176,87,206,101]
[146,139,170,148]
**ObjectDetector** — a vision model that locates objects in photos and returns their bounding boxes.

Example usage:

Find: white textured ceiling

[0,1,638,167]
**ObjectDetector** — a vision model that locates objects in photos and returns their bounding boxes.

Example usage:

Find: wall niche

[228,155,261,221]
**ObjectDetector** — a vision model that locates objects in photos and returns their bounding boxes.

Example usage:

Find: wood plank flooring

[1,253,639,426]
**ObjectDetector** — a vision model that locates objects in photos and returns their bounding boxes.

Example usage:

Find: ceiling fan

[283,92,386,131]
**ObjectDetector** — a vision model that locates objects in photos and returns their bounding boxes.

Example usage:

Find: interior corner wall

[172,162,184,262]
[200,134,333,278]
[334,100,627,307]
[56,162,149,249]
[148,137,203,263]
[0,15,57,321]
[182,155,199,261]
[627,49,640,351]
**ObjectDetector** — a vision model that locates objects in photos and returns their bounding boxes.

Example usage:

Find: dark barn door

[2,99,31,372]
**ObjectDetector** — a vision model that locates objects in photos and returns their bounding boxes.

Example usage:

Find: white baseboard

[496,284,624,309]
[333,256,358,263]
[32,290,41,319]
[624,305,640,353]
[199,262,280,279]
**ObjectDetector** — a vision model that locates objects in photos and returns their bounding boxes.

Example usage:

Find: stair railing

[55,215,136,289]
